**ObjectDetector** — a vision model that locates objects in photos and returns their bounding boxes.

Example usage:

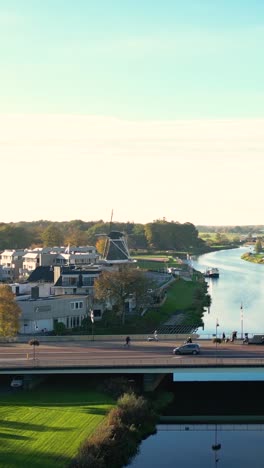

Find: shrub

[117,393,155,430]
[69,453,104,468]
[99,377,136,399]
[70,393,158,468]
[28,339,39,346]
[54,321,67,335]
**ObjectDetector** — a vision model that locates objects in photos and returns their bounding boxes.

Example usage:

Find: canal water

[129,423,264,468]
[129,247,264,468]
[190,247,264,337]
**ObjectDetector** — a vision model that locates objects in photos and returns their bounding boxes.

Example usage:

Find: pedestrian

[222,332,226,341]
[125,336,131,347]
[231,331,237,342]
[154,330,158,341]
[243,333,249,344]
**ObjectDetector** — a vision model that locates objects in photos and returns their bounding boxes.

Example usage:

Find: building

[21,246,99,279]
[17,294,89,334]
[53,265,102,296]
[0,249,25,280]
[16,264,106,331]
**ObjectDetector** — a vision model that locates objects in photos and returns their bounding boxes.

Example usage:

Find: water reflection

[129,424,264,468]
[191,247,264,335]
[212,425,221,466]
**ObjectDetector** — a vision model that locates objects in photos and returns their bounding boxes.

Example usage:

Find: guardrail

[0,334,201,343]
[0,334,261,346]
[2,357,264,370]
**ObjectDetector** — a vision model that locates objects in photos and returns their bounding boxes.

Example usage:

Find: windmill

[96,210,132,264]
[103,209,113,258]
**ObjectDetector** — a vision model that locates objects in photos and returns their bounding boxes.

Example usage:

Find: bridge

[1,339,264,391]
[1,339,264,369]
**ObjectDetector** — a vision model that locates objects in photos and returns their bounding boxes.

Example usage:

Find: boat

[204,267,219,278]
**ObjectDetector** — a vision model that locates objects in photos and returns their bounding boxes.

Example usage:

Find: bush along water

[69,392,160,468]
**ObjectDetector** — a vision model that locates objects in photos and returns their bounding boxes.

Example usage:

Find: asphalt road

[1,340,264,368]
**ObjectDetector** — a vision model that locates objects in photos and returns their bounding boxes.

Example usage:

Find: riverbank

[83,277,208,335]
[241,252,264,264]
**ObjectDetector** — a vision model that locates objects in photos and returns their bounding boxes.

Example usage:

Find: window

[70,301,84,310]
[83,276,95,286]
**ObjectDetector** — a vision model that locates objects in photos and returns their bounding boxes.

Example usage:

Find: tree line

[197,225,264,234]
[0,219,206,252]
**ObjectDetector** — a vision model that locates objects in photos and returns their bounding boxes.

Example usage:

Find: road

[1,340,264,369]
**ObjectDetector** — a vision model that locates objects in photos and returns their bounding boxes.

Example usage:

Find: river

[190,247,264,338]
[129,247,264,468]
[129,423,264,468]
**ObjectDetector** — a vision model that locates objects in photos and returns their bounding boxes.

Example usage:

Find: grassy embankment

[95,255,206,334]
[133,255,183,272]
[0,387,114,468]
[241,252,264,264]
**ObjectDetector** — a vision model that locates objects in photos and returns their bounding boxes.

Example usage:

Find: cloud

[1,114,264,161]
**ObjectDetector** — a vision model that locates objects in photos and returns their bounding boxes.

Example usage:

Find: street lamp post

[215,318,219,359]
[216,318,219,340]
[240,303,244,340]
[34,308,39,364]
[90,309,94,341]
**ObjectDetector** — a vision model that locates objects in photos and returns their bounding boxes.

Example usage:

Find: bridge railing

[2,356,264,370]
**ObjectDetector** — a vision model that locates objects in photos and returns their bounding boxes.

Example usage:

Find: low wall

[1,333,199,344]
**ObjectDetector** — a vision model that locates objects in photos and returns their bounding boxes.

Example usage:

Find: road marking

[0,358,29,361]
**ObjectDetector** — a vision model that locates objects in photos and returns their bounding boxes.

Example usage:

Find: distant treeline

[0,219,206,252]
[197,225,264,234]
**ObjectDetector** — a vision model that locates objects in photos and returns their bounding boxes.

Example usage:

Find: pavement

[1,339,264,369]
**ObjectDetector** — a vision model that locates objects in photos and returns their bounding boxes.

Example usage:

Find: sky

[1,0,264,226]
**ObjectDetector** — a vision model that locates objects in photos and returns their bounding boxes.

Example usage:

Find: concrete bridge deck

[1,339,264,372]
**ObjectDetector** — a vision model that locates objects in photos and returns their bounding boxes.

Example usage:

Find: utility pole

[215,318,219,360]
[240,303,244,339]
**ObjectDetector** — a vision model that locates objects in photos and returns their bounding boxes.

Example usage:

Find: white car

[10,376,24,388]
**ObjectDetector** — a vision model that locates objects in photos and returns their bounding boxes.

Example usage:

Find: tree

[86,222,106,245]
[0,285,21,337]
[95,238,107,256]
[144,220,201,251]
[0,225,33,249]
[128,224,148,249]
[255,239,262,254]
[63,229,88,247]
[41,224,64,246]
[94,266,152,324]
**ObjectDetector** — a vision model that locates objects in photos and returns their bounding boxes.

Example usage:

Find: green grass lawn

[93,278,201,334]
[0,386,114,468]
[133,256,182,271]
[138,278,198,328]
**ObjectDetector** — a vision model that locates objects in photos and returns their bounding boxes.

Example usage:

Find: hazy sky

[1,1,264,225]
